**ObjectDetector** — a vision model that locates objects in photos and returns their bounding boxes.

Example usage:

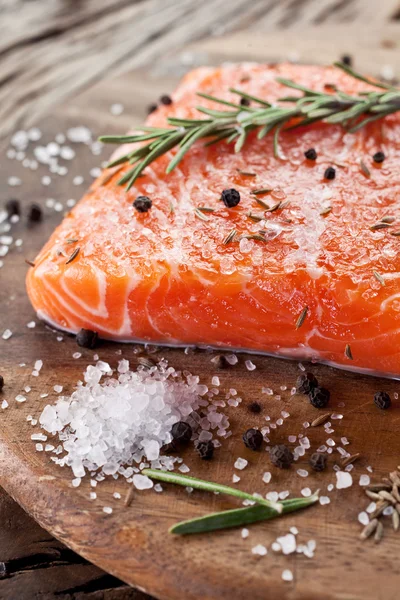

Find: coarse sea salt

[301,488,312,497]
[336,471,353,489]
[38,359,224,480]
[234,458,248,470]
[251,544,267,556]
[282,569,293,582]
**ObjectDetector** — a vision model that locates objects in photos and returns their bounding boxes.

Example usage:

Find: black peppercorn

[0,375,4,392]
[221,188,240,208]
[309,386,330,409]
[240,97,250,107]
[248,401,262,414]
[171,421,192,445]
[5,198,20,218]
[195,440,214,460]
[243,428,263,451]
[160,94,173,106]
[133,196,152,213]
[374,391,391,410]
[28,203,42,223]
[324,166,336,180]
[304,148,317,161]
[270,444,294,469]
[296,372,318,395]
[147,103,158,114]
[161,440,178,453]
[309,452,327,472]
[341,54,352,67]
[373,151,385,163]
[76,329,98,349]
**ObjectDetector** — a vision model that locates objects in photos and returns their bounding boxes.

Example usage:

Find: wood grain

[1,52,400,599]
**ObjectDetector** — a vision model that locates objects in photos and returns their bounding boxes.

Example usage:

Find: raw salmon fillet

[27,63,400,378]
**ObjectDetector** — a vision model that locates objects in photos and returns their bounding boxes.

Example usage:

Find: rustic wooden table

[2,1,400,598]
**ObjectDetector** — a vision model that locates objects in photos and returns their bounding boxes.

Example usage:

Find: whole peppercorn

[28,203,42,223]
[309,386,330,409]
[147,103,158,114]
[374,391,391,410]
[248,401,262,414]
[76,329,98,349]
[296,372,318,395]
[171,421,192,445]
[373,151,385,163]
[133,196,152,213]
[240,97,250,107]
[242,428,263,451]
[160,94,173,106]
[324,166,336,180]
[270,444,294,469]
[304,148,317,161]
[195,440,214,460]
[341,54,352,66]
[309,452,327,472]
[0,375,4,391]
[161,440,178,453]
[5,198,20,218]
[221,188,241,208]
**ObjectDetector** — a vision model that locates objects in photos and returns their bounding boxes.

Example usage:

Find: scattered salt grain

[8,176,21,187]
[113,492,121,499]
[297,469,309,478]
[103,506,113,514]
[358,511,369,525]
[31,433,47,441]
[1,399,8,409]
[241,528,249,539]
[331,413,343,420]
[154,484,163,493]
[72,352,82,359]
[319,496,330,505]
[366,502,377,514]
[336,471,353,489]
[262,472,271,484]
[234,458,248,470]
[281,411,290,418]
[36,444,43,452]
[89,492,97,500]
[211,376,220,386]
[276,533,296,555]
[327,484,334,492]
[45,444,55,452]
[266,491,279,503]
[383,506,394,516]
[282,569,293,582]
[15,395,26,403]
[301,488,312,497]
[34,360,43,372]
[53,385,63,393]
[245,360,256,371]
[341,437,349,445]
[27,321,36,328]
[110,103,124,115]
[359,475,370,486]
[178,464,190,473]
[72,478,81,488]
[288,435,296,443]
[133,474,153,490]
[279,490,290,500]
[251,544,267,556]
[2,329,12,340]
[73,175,84,186]
[232,474,241,483]
[225,354,238,365]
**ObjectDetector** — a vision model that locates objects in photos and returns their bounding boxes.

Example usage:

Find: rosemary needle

[142,469,283,512]
[170,492,319,535]
[99,63,400,191]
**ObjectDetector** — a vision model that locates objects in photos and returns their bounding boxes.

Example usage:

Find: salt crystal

[262,387,273,395]
[279,490,290,500]
[154,484,163,492]
[276,533,296,554]
[73,352,82,359]
[90,492,97,500]
[15,395,26,403]
[232,474,241,483]
[103,506,113,514]
[211,376,220,386]
[27,321,36,329]
[36,444,43,452]
[301,488,311,497]
[336,471,353,489]
[266,491,279,503]
[383,506,394,516]
[31,433,47,441]
[359,475,370,486]
[113,492,121,499]
[319,496,330,505]
[234,458,248,470]
[241,528,249,539]
[73,175,84,186]
[133,474,153,490]
[1,400,8,409]
[358,511,369,525]
[331,413,343,420]
[326,438,335,447]
[45,444,54,452]
[225,354,238,365]
[67,126,92,144]
[251,544,267,556]
[2,329,12,340]
[281,411,290,418]
[341,437,349,445]
[110,103,124,115]
[245,360,256,371]
[327,484,334,492]
[72,478,81,488]
[297,469,309,478]
[290,526,298,535]
[282,569,293,582]
[366,502,377,514]
[303,422,310,428]
[54,385,63,393]
[288,435,296,443]
[345,464,354,472]
[8,176,21,186]
[179,464,190,474]
[262,472,271,484]
[34,360,43,371]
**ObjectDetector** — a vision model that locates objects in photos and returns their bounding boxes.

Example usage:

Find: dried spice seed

[374,521,384,543]
[137,357,155,369]
[171,421,192,445]
[295,306,308,329]
[359,159,370,177]
[311,413,331,427]
[370,501,389,519]
[240,97,251,107]
[194,208,209,221]
[320,206,332,216]
[221,188,241,208]
[390,230,400,237]
[341,453,360,467]
[373,151,385,163]
[197,206,215,213]
[378,490,396,504]
[370,222,391,231]
[341,54,352,67]
[0,375,4,391]
[27,203,42,223]
[265,201,281,213]
[5,198,20,218]
[360,518,378,540]
[147,103,158,114]
[366,482,392,492]
[246,211,264,222]
[66,238,79,244]
[65,247,80,265]
[133,196,152,213]
[393,511,400,531]
[309,452,327,472]
[223,229,237,245]
[242,428,263,451]
[373,271,385,286]
[250,188,273,196]
[195,440,214,460]
[365,490,381,501]
[25,259,35,267]
[380,216,395,224]
[304,148,317,160]
[270,444,294,469]
[237,170,256,177]
[345,344,353,360]
[296,372,318,395]
[76,329,98,349]
[374,391,391,410]
[309,387,330,409]
[324,166,336,180]
[160,95,173,106]
[125,485,134,507]
[248,401,262,414]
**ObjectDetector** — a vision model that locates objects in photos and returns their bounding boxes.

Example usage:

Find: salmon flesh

[26,64,400,378]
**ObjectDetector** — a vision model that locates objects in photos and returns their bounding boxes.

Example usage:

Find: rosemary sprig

[170,491,319,535]
[142,469,283,512]
[99,62,398,190]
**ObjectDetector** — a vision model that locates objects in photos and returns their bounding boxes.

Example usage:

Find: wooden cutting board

[1,33,400,600]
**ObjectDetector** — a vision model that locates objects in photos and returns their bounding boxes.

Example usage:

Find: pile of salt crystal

[39,358,228,481]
